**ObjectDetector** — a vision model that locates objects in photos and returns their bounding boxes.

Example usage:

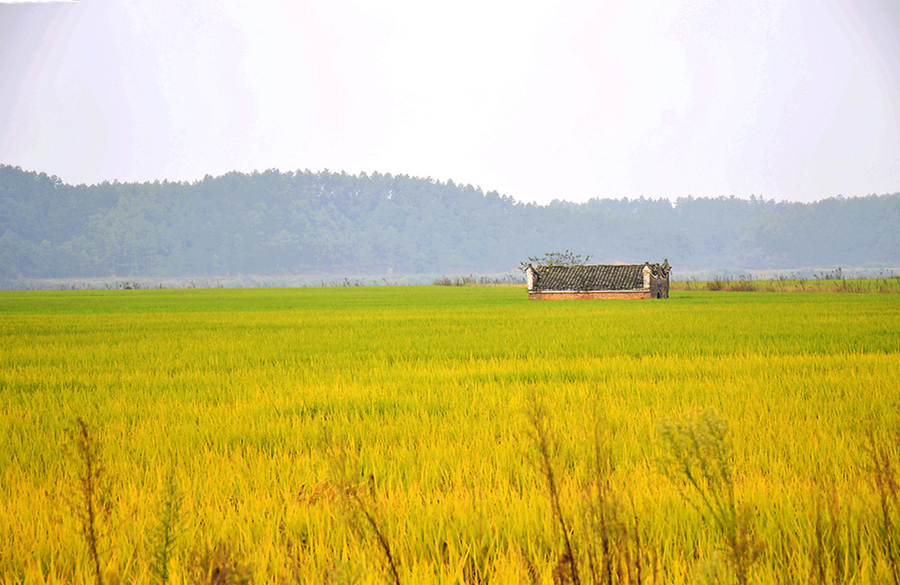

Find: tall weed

[528,399,580,584]
[658,410,762,584]
[148,474,182,584]
[867,428,900,585]
[69,418,109,585]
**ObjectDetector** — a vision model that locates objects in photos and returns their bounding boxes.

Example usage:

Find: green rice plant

[657,410,762,585]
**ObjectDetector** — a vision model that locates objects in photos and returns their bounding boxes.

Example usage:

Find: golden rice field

[1,286,899,584]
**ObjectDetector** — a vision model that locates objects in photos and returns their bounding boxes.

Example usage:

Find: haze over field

[2,0,899,204]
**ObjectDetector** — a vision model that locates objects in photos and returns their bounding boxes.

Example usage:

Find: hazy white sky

[1,0,899,204]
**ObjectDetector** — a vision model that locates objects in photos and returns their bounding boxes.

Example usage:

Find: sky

[1,0,899,205]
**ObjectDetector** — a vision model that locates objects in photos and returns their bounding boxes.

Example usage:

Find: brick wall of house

[528,290,651,300]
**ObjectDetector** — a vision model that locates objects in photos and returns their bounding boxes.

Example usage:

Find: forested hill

[1,164,898,282]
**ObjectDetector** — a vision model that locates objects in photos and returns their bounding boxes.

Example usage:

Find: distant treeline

[1,164,898,282]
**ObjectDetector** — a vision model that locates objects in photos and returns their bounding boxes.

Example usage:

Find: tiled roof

[529,261,670,292]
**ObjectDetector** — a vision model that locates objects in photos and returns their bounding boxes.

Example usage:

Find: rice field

[1,286,899,583]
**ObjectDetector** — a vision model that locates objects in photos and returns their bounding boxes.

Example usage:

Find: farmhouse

[525,260,671,300]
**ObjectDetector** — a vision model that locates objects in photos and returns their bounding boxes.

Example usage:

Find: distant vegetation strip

[673,269,900,293]
[5,272,524,291]
[11,270,900,293]
[1,164,899,284]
